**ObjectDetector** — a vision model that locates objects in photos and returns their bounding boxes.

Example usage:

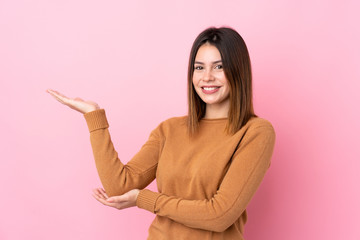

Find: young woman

[47,27,275,240]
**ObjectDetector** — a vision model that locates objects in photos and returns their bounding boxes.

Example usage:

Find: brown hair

[187,27,256,135]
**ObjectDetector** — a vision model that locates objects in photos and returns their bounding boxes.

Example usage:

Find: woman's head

[192,43,231,115]
[187,27,256,135]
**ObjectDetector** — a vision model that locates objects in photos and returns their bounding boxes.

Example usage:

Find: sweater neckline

[200,117,228,123]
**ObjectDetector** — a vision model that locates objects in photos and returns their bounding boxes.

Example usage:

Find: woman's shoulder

[243,116,275,136]
[162,115,188,125]
[153,115,188,133]
[246,116,273,128]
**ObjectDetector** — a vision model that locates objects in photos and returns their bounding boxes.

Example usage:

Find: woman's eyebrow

[194,60,222,64]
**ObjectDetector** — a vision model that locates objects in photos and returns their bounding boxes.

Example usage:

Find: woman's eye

[215,65,223,69]
[194,66,203,70]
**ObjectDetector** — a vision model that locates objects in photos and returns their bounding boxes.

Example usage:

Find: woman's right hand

[47,89,100,114]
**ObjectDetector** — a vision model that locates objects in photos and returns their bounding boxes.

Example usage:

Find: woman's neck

[204,102,230,119]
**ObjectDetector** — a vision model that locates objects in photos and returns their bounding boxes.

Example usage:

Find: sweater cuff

[83,109,109,132]
[136,189,161,213]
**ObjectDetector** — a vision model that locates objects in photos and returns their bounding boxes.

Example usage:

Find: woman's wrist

[84,106,100,114]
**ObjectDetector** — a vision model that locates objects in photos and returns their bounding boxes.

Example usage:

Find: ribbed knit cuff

[83,109,109,132]
[136,189,161,213]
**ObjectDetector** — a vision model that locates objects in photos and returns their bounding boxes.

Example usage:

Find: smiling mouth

[201,86,220,91]
[201,86,221,94]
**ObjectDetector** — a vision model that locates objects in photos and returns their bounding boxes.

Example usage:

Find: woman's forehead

[195,44,222,61]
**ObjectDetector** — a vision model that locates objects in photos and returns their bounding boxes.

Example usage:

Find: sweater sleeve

[84,109,162,197]
[136,125,275,232]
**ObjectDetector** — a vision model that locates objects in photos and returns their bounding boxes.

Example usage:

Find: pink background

[1,0,359,239]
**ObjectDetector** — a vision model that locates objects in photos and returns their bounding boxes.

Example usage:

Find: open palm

[47,89,100,114]
[92,188,140,210]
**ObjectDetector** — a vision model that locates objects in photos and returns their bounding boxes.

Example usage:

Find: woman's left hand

[92,188,140,210]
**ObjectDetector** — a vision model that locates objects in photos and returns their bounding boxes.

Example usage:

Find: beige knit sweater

[84,109,275,240]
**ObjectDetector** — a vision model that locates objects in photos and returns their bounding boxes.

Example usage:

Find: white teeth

[203,87,218,90]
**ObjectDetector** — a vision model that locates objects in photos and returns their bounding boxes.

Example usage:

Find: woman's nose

[203,69,214,82]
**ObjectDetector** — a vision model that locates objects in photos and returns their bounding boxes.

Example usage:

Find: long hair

[187,27,256,135]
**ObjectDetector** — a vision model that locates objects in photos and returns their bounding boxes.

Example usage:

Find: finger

[93,188,107,200]
[96,188,108,199]
[48,89,68,98]
[92,189,105,201]
[99,188,109,199]
[92,193,121,208]
[92,192,111,204]
[47,89,65,98]
[92,193,111,206]
[47,90,70,104]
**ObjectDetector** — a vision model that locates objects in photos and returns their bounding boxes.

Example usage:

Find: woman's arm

[85,109,161,196]
[135,125,275,232]
[47,89,161,197]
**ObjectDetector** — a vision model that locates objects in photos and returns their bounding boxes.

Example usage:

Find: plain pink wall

[1,0,359,239]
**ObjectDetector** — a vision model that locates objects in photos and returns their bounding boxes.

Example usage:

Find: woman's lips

[201,86,220,94]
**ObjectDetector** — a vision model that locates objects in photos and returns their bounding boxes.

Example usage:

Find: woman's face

[192,43,230,109]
